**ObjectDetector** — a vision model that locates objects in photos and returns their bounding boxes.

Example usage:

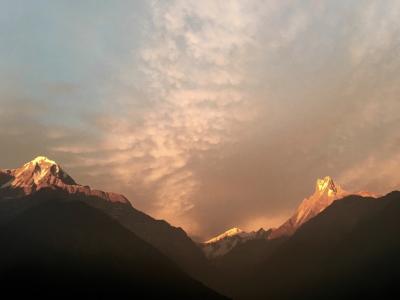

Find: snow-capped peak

[0,156,129,204]
[30,156,57,166]
[316,176,338,196]
[22,156,61,179]
[0,156,76,193]
[202,227,272,258]
[269,176,348,239]
[292,176,345,224]
[205,227,243,244]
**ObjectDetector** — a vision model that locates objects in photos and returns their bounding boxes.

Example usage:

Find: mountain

[206,227,245,244]
[0,189,227,299]
[202,176,350,258]
[202,227,271,258]
[0,156,127,202]
[245,191,400,299]
[1,156,76,189]
[269,176,349,239]
[5,157,397,299]
[207,237,286,298]
[210,191,400,299]
[0,156,209,280]
[203,176,348,259]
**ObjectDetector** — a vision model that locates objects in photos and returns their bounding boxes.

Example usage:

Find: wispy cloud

[91,0,265,229]
[349,0,400,65]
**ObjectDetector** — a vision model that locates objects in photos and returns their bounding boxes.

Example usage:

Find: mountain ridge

[208,191,400,299]
[205,227,244,244]
[203,176,377,258]
[0,189,227,299]
[0,156,209,281]
[0,156,129,203]
[202,227,271,258]
[270,176,356,239]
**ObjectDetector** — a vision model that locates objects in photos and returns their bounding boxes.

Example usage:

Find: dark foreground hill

[210,192,400,300]
[0,189,227,299]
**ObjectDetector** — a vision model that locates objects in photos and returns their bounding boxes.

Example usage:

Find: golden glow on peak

[205,227,243,244]
[30,156,57,166]
[12,156,64,186]
[316,176,334,192]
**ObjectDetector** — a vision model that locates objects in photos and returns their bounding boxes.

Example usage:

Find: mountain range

[0,157,209,277]
[212,191,400,299]
[1,156,399,299]
[0,156,222,298]
[201,176,371,258]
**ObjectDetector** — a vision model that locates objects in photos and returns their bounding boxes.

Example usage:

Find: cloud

[337,100,400,194]
[339,153,400,195]
[77,0,269,233]
[349,0,400,65]
[2,0,400,238]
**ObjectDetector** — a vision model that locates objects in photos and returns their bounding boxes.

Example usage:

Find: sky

[1,0,400,239]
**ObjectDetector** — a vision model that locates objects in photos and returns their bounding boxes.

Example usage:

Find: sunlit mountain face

[0,156,128,202]
[2,0,400,299]
[269,176,349,239]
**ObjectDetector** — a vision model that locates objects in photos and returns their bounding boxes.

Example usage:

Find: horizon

[1,0,400,239]
[1,154,392,241]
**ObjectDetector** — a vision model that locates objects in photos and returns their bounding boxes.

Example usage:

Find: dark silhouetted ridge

[0,189,227,299]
